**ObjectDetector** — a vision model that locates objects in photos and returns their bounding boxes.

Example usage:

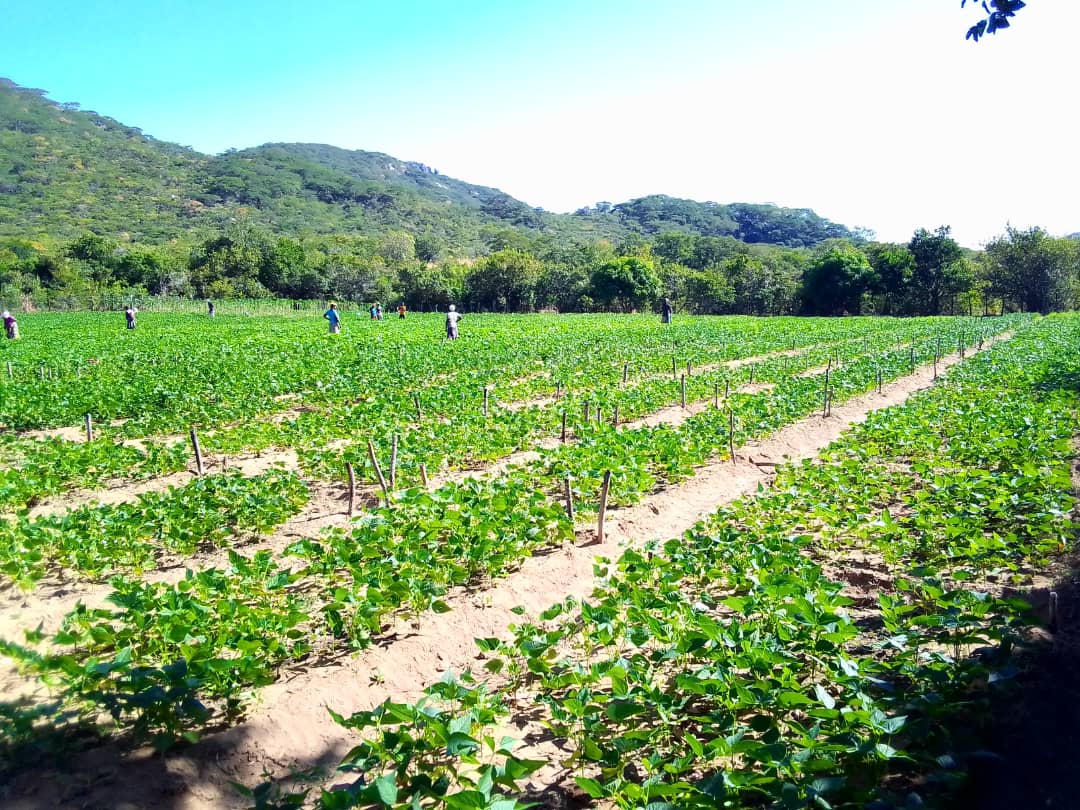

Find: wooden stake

[822,368,830,417]
[189,427,204,476]
[933,355,938,380]
[389,434,399,491]
[671,356,677,379]
[84,413,93,443]
[680,374,687,408]
[413,393,422,421]
[345,462,356,517]
[367,439,390,506]
[748,364,754,384]
[686,360,692,377]
[612,404,619,426]
[727,408,736,464]
[714,383,719,409]
[596,469,612,544]
[622,363,628,384]
[561,411,568,443]
[584,401,590,421]
[564,476,575,522]
[596,407,602,425]
[6,361,11,379]
[724,378,730,398]
[419,462,429,488]
[483,387,489,417]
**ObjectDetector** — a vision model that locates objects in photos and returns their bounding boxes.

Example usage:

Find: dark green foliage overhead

[0,78,856,253]
[964,0,1027,42]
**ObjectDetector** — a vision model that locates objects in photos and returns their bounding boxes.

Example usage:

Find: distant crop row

[0,314,1022,515]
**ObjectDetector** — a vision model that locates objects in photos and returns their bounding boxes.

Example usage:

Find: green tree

[399,263,465,310]
[590,256,661,312]
[466,250,541,311]
[325,255,393,304]
[908,226,965,315]
[413,234,443,263]
[983,225,1078,313]
[864,242,915,315]
[800,243,875,315]
[67,233,117,282]
[260,238,308,295]
[536,263,592,312]
[380,231,416,265]
[189,234,268,298]
[667,265,735,314]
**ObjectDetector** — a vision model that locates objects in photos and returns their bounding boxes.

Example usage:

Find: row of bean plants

[0,469,309,587]
[303,314,1077,809]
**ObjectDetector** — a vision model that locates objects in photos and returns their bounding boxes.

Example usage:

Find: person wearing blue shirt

[324,302,341,334]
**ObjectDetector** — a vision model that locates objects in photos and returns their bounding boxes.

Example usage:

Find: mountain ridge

[0,77,855,251]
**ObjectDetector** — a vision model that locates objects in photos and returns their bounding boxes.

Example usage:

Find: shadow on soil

[0,719,347,810]
[951,556,1080,808]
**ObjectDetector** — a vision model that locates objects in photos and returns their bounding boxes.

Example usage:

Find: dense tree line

[1,223,1076,316]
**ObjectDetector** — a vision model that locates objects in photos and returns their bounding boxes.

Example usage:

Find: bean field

[1,310,1075,810]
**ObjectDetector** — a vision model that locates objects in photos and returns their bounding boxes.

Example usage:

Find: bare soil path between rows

[0,335,1010,810]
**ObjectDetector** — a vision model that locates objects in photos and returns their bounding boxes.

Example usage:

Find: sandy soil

[737,381,776,394]
[724,344,808,369]
[0,335,1011,809]
[794,362,833,378]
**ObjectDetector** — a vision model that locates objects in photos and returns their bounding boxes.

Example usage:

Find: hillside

[0,78,855,251]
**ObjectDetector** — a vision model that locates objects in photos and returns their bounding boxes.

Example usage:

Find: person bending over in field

[2,310,18,340]
[661,297,674,324]
[445,304,462,340]
[324,302,342,334]
[124,306,138,329]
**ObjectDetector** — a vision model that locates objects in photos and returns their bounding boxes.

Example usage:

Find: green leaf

[575,777,606,798]
[813,684,835,710]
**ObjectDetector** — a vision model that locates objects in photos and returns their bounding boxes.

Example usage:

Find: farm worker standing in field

[124,306,137,329]
[398,303,407,319]
[661,297,674,324]
[376,304,383,320]
[445,305,462,340]
[207,300,216,317]
[324,302,341,334]
[2,311,18,339]
[369,304,378,320]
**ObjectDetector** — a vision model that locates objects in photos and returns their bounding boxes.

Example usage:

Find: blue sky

[4,1,1077,246]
